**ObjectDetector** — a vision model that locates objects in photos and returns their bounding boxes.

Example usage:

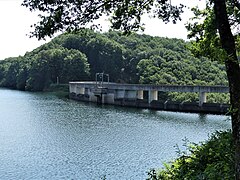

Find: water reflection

[198,114,207,123]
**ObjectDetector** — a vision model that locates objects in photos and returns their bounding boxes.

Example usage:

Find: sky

[0,0,205,60]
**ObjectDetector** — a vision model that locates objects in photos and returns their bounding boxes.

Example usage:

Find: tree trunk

[213,0,240,179]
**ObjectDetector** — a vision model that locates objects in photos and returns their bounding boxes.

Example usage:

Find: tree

[2,58,21,89]
[26,52,51,91]
[54,31,124,81]
[62,49,90,82]
[186,1,240,178]
[24,47,90,91]
[22,0,240,178]
[22,0,184,39]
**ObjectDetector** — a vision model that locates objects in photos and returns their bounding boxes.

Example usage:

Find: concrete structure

[69,81,230,114]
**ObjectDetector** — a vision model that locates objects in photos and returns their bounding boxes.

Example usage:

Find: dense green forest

[0,29,230,102]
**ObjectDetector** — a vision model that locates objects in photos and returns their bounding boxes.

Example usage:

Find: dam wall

[69,81,230,114]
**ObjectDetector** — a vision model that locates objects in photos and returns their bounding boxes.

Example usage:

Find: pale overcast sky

[0,0,205,60]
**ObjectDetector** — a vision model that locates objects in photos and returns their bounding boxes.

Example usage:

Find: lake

[0,88,231,179]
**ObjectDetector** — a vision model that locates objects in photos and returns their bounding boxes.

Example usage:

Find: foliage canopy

[22,0,185,39]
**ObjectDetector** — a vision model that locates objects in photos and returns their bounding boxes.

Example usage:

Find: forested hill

[0,29,228,98]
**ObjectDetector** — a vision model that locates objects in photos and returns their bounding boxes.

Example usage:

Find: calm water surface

[0,88,231,179]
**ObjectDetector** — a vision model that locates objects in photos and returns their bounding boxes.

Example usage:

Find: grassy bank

[44,84,69,98]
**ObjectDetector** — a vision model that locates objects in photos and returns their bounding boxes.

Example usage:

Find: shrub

[147,130,234,180]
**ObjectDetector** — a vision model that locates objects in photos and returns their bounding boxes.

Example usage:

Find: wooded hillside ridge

[0,29,230,103]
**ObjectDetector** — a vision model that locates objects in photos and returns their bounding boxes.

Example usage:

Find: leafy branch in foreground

[22,0,185,39]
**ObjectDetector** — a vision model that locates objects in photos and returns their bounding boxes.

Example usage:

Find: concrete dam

[69,81,230,114]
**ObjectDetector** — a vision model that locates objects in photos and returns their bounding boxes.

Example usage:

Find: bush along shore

[147,130,234,180]
[43,83,69,98]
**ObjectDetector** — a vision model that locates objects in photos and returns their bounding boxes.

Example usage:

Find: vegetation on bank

[147,130,234,180]
[0,29,229,102]
[44,83,69,93]
[43,84,69,98]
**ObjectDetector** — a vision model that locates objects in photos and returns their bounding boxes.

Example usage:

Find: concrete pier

[149,90,158,104]
[137,90,144,99]
[199,92,207,106]
[69,81,230,114]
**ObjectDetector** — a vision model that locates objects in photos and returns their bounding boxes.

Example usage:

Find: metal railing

[95,72,109,88]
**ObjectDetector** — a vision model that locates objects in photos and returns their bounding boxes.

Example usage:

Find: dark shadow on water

[199,114,207,123]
